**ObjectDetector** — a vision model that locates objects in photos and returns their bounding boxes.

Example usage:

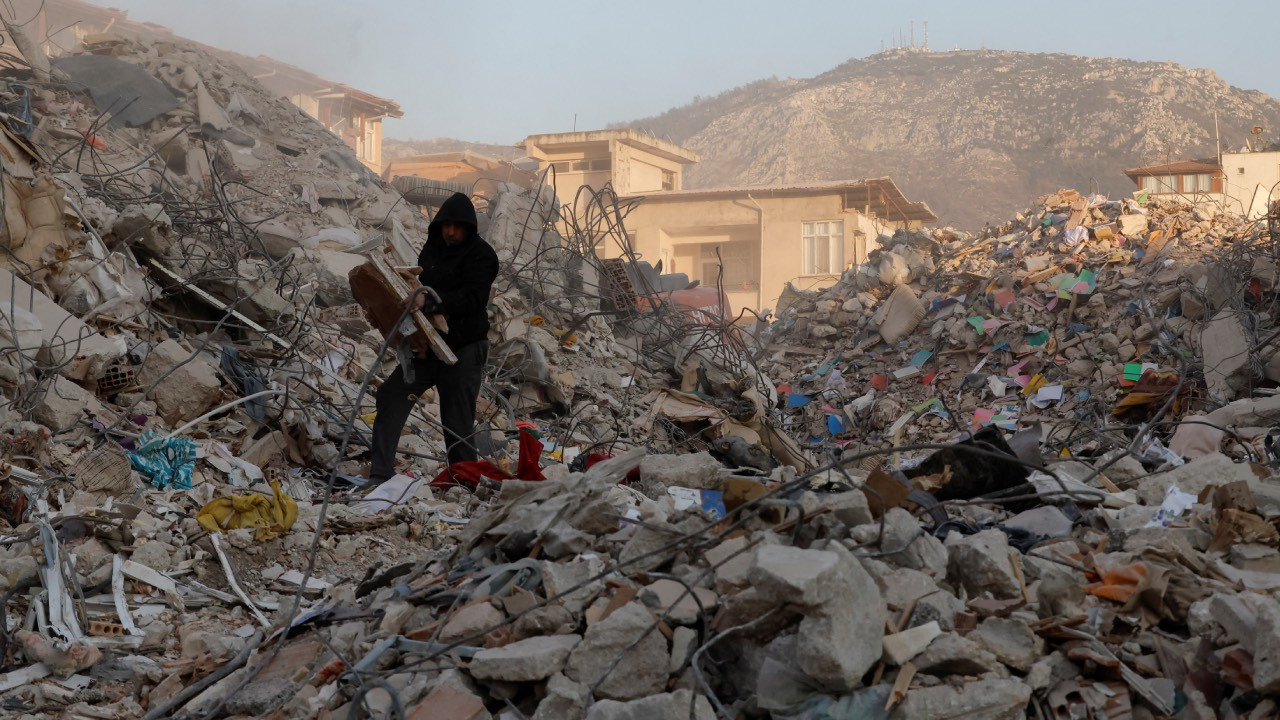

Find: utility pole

[910,21,915,49]
[1214,107,1221,162]
[924,20,929,51]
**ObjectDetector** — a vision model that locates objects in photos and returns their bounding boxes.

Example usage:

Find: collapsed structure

[0,22,1279,720]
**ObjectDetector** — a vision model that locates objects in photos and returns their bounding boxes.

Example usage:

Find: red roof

[1124,158,1221,177]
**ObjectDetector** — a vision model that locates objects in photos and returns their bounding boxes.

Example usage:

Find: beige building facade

[383,151,539,200]
[614,179,937,315]
[521,130,700,211]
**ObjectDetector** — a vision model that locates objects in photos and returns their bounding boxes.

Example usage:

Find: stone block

[585,689,714,720]
[565,603,667,700]
[1201,310,1251,400]
[135,339,221,425]
[439,602,505,644]
[882,620,942,665]
[968,617,1044,672]
[33,375,99,432]
[468,634,580,682]
[914,632,1004,677]
[891,678,1031,720]
[1135,452,1257,506]
[640,452,723,490]
[946,529,1021,600]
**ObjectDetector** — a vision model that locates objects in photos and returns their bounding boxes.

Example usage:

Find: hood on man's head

[428,192,480,243]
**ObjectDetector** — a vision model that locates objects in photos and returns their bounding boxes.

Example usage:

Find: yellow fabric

[197,479,298,540]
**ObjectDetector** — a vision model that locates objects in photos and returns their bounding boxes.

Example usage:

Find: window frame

[801,220,845,276]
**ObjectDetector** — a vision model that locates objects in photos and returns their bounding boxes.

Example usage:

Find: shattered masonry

[0,21,1279,720]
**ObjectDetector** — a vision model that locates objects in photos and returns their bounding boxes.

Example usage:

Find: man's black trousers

[369,340,488,480]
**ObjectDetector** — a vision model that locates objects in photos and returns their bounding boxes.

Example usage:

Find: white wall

[1222,151,1280,219]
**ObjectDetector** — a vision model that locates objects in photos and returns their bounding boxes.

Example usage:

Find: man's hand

[405,287,442,314]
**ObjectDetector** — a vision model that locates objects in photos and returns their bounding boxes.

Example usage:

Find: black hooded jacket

[417,193,500,351]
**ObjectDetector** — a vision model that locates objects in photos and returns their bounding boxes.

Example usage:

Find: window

[802,221,844,275]
[1139,175,1176,193]
[1239,167,1246,174]
[1184,173,1213,192]
[661,170,676,191]
[553,159,610,173]
[699,242,757,289]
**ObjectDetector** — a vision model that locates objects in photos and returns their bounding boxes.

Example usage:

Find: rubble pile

[0,29,809,720]
[2,22,1280,720]
[766,189,1275,462]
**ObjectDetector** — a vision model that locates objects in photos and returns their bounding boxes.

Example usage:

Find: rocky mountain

[621,49,1280,230]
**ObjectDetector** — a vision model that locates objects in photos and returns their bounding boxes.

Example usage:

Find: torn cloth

[220,347,267,422]
[196,479,298,540]
[128,431,196,489]
[431,429,544,489]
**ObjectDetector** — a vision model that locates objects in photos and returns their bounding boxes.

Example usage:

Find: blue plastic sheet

[129,431,196,489]
[786,393,812,408]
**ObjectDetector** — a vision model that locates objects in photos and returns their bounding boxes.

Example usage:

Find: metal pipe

[164,389,287,439]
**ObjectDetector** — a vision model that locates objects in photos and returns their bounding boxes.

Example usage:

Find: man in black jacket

[368,192,500,481]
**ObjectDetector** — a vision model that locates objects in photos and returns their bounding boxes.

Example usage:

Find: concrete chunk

[32,375,100,432]
[914,632,1004,677]
[439,603,505,645]
[565,603,667,700]
[1201,310,1251,400]
[891,678,1031,720]
[1135,452,1258,505]
[585,689,714,720]
[946,529,1021,600]
[468,634,580,682]
[135,339,221,424]
[639,452,723,490]
[638,579,718,625]
[1253,595,1280,693]
[750,545,843,607]
[882,620,942,665]
[968,617,1044,672]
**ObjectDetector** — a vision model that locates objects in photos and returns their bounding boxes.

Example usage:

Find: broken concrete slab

[585,688,714,720]
[32,375,99,433]
[968,617,1044,672]
[890,677,1031,720]
[530,673,588,720]
[637,579,718,625]
[0,269,126,382]
[439,602,505,645]
[639,451,723,491]
[135,339,222,425]
[467,634,580,682]
[1135,452,1258,505]
[565,602,668,701]
[1201,309,1252,400]
[882,620,941,665]
[913,632,1005,677]
[946,529,1022,600]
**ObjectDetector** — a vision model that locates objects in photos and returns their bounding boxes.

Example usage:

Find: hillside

[623,49,1280,229]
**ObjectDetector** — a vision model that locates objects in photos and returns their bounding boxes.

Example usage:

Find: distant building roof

[233,54,402,119]
[625,177,938,225]
[1124,158,1221,177]
[521,129,700,164]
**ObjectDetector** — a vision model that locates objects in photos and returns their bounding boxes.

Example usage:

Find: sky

[101,0,1280,145]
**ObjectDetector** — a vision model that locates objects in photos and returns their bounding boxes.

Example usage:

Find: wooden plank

[349,256,457,365]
